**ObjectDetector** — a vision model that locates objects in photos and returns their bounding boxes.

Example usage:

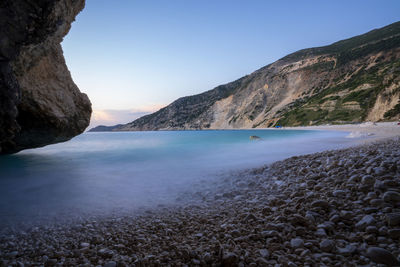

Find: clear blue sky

[61,0,400,126]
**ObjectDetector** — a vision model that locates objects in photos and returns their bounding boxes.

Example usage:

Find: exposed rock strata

[115,22,400,131]
[1,138,400,266]
[0,0,91,154]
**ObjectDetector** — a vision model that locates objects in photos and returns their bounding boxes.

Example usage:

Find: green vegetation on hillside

[384,102,400,118]
[276,58,399,126]
[281,21,400,64]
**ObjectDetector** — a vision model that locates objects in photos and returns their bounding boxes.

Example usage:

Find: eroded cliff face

[0,0,91,154]
[117,21,400,131]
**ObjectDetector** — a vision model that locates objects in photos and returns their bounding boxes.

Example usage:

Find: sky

[61,0,400,128]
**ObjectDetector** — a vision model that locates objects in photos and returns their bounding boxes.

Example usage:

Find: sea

[0,129,357,227]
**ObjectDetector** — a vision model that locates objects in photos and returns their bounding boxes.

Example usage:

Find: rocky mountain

[89,124,123,132]
[115,21,400,131]
[0,0,91,154]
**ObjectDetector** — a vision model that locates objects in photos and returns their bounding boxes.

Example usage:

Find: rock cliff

[0,0,91,154]
[115,21,400,131]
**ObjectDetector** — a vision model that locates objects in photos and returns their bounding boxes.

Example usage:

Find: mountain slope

[89,124,123,132]
[118,21,400,131]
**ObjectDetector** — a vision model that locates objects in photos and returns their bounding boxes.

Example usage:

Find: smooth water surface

[0,129,354,226]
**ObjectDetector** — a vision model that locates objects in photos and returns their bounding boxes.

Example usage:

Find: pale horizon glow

[89,103,165,128]
[61,0,400,128]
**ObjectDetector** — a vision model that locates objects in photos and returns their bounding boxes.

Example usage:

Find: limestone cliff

[115,21,400,131]
[0,0,91,154]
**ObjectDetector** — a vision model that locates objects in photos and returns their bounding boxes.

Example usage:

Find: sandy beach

[284,122,400,144]
[1,125,400,266]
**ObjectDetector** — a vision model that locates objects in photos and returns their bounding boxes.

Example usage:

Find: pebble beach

[1,123,400,266]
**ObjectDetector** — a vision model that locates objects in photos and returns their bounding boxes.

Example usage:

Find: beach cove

[1,123,400,266]
[0,129,352,227]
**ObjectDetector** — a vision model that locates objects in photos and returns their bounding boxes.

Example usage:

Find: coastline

[282,121,400,144]
[1,127,400,265]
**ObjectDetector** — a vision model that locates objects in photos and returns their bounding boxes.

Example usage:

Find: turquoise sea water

[0,130,353,226]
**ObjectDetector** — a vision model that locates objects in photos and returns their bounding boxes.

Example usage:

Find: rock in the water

[249,135,261,140]
[0,0,91,154]
[366,247,400,266]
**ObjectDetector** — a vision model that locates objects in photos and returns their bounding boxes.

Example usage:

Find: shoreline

[88,122,400,147]
[2,125,386,230]
[282,121,400,144]
[1,136,400,265]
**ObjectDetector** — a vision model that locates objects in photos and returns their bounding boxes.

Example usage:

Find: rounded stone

[221,252,239,267]
[387,213,400,226]
[383,191,400,203]
[320,239,335,252]
[290,238,304,249]
[103,261,117,267]
[366,247,400,266]
[259,249,270,259]
[361,175,375,185]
